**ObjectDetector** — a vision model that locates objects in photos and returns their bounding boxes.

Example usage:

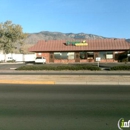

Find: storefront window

[80,52,86,59]
[54,52,61,59]
[68,52,74,59]
[106,51,113,59]
[60,52,68,59]
[79,52,94,59]
[54,52,74,59]
[99,51,113,59]
[99,52,106,59]
[87,52,94,59]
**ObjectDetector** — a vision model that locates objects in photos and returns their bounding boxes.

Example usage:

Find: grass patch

[16,65,100,71]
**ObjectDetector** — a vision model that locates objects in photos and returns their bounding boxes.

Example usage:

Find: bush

[111,65,130,70]
[121,58,128,63]
[118,53,128,63]
[7,60,16,63]
[16,65,101,71]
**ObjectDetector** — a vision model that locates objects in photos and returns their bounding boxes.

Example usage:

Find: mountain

[126,39,130,43]
[24,31,105,44]
[21,31,129,53]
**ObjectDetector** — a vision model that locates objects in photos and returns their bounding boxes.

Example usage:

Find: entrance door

[49,52,54,62]
[94,52,99,62]
[75,52,80,62]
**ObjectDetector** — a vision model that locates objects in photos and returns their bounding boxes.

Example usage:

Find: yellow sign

[75,43,88,46]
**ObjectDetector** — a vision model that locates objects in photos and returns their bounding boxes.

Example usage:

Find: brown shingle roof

[29,39,130,52]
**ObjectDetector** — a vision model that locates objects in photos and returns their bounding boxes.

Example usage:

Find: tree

[0,20,27,62]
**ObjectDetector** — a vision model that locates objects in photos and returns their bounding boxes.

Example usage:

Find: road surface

[0,84,130,130]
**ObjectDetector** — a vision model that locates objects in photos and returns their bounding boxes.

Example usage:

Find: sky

[0,0,130,38]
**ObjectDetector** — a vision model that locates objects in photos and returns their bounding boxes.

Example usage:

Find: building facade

[29,39,130,63]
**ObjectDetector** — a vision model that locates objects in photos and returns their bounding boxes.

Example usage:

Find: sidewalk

[1,69,130,73]
[0,70,130,85]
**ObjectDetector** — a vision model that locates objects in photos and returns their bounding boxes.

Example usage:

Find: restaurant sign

[66,40,88,46]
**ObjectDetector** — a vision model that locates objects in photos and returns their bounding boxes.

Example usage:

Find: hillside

[19,31,129,53]
[24,31,105,45]
[126,39,130,43]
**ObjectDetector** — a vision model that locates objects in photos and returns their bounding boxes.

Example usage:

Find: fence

[0,53,36,62]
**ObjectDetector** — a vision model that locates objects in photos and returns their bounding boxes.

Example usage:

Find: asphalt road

[0,84,130,130]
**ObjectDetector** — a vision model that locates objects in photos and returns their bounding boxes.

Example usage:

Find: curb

[0,70,130,74]
[0,80,55,84]
[55,82,130,85]
[1,80,130,85]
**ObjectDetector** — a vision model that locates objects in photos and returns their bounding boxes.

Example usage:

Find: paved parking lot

[0,63,24,70]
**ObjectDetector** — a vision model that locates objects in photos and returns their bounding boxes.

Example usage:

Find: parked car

[35,57,46,64]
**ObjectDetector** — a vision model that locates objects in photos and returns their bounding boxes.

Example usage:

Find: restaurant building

[28,39,130,63]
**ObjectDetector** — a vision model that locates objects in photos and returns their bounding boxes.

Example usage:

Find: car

[35,57,46,64]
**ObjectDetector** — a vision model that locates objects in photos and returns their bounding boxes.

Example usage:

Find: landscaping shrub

[16,65,101,71]
[118,53,128,63]
[7,60,16,63]
[111,65,130,70]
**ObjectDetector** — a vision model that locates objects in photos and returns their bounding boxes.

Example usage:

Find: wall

[0,54,4,61]
[54,59,75,63]
[36,52,50,63]
[35,51,127,64]
[0,53,36,62]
